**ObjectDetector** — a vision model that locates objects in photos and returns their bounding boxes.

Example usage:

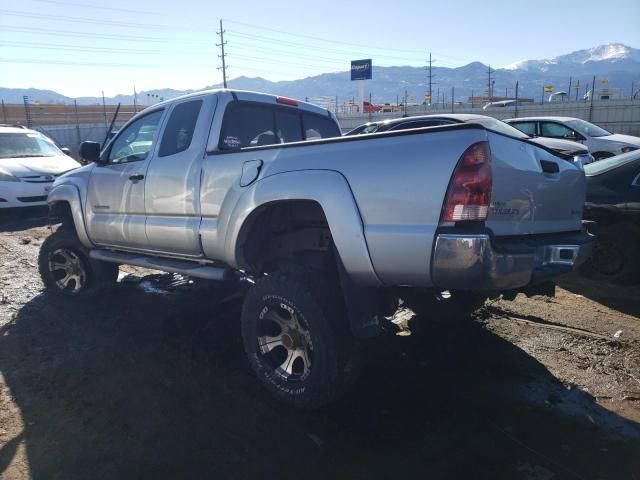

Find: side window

[302,113,340,140]
[275,110,303,143]
[219,103,277,149]
[108,110,163,164]
[541,122,576,139]
[158,100,202,157]
[510,121,536,136]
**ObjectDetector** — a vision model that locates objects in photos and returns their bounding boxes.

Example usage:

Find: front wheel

[38,228,118,298]
[241,270,359,409]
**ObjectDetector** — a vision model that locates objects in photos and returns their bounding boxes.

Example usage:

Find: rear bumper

[431,231,594,291]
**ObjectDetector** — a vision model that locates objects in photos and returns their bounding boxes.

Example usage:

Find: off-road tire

[241,269,361,409]
[38,228,118,298]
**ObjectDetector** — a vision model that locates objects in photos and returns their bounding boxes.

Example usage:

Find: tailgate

[486,132,585,236]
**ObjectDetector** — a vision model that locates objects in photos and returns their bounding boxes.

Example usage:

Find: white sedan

[0,126,81,208]
[504,116,640,160]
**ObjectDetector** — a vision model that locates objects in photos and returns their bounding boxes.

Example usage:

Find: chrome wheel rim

[49,248,87,293]
[257,304,313,381]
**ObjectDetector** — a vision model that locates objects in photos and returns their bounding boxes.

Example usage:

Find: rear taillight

[441,141,492,222]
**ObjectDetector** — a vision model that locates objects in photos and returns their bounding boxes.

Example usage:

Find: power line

[0,40,165,55]
[224,19,477,64]
[0,57,158,68]
[0,25,207,44]
[31,0,162,15]
[227,19,432,57]
[227,30,441,64]
[0,9,167,29]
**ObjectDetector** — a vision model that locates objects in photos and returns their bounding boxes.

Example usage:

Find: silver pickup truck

[39,89,594,408]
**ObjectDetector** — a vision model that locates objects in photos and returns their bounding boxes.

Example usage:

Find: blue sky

[1,0,639,97]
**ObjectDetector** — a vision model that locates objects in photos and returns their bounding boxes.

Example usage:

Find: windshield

[469,117,530,139]
[346,123,382,135]
[565,119,611,137]
[0,132,63,159]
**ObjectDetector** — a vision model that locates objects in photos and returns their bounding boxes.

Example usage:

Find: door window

[158,100,202,157]
[510,121,536,136]
[541,122,578,139]
[108,110,163,164]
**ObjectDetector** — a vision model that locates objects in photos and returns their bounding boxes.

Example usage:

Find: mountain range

[2,43,638,106]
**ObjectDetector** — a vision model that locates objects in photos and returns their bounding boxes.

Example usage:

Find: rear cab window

[218,101,339,150]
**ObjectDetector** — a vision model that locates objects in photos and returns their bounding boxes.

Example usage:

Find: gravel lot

[1,207,639,480]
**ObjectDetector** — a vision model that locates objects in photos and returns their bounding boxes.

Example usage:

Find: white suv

[0,125,81,208]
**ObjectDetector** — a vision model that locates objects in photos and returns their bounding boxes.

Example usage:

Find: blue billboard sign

[351,59,372,81]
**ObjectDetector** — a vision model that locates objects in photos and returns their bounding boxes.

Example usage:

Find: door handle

[129,173,145,181]
[540,160,559,174]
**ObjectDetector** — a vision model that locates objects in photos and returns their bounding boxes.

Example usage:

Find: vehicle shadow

[0,207,50,233]
[557,272,640,318]
[0,277,638,480]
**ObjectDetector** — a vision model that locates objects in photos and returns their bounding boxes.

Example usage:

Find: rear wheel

[580,224,640,284]
[38,228,118,297]
[241,269,360,409]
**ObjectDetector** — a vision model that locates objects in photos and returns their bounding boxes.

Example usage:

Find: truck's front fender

[224,170,382,286]
[48,184,93,248]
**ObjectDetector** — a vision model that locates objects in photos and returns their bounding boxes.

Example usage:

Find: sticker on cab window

[223,135,241,148]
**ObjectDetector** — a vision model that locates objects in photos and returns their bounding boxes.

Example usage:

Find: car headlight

[621,146,638,153]
[0,170,20,182]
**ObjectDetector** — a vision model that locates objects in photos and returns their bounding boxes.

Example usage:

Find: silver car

[504,116,640,160]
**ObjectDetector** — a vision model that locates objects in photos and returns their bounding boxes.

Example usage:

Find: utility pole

[514,81,519,119]
[22,95,33,128]
[101,91,108,137]
[403,89,408,116]
[487,65,493,101]
[133,86,138,113]
[568,76,572,101]
[1,99,6,123]
[216,19,228,88]
[589,75,595,121]
[451,86,454,114]
[426,52,434,105]
[471,89,474,108]
[73,99,81,145]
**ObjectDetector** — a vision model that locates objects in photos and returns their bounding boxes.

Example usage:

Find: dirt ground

[0,207,639,480]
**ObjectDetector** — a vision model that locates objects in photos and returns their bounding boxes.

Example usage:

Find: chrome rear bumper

[431,232,594,291]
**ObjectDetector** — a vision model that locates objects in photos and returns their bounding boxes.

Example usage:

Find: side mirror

[60,147,72,156]
[79,141,101,164]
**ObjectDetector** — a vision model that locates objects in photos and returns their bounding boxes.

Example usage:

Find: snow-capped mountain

[503,43,640,71]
